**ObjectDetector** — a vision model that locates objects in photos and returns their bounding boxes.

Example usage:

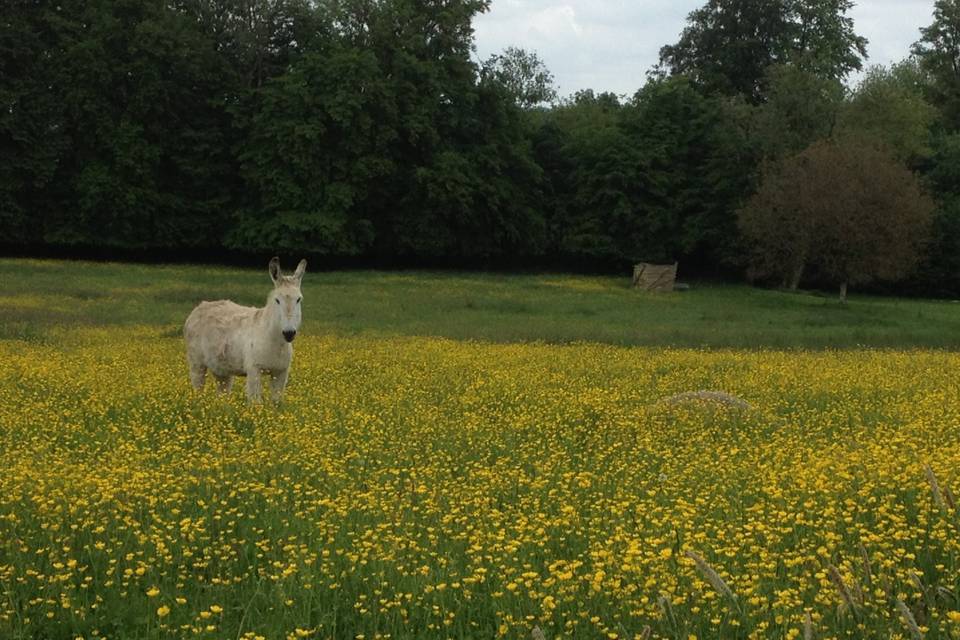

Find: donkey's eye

[275,298,280,305]
[296,297,301,304]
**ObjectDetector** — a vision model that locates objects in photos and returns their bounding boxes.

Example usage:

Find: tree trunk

[788,261,805,291]
[839,281,848,304]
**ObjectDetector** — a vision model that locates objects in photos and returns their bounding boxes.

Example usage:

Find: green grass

[2,259,960,640]
[1,258,957,349]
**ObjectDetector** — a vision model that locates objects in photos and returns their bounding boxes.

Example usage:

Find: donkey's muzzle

[283,330,297,343]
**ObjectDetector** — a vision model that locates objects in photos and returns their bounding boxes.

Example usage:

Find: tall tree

[658,0,867,102]
[912,0,960,129]
[481,46,558,109]
[399,76,548,261]
[536,91,634,265]
[174,0,322,89]
[739,139,935,301]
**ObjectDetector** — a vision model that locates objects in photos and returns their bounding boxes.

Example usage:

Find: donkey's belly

[207,359,245,378]
[209,362,246,378]
[206,334,247,377]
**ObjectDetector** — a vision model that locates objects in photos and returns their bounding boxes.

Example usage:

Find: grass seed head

[858,543,873,590]
[945,485,957,511]
[686,550,737,602]
[827,564,859,613]
[895,599,923,640]
[924,464,945,512]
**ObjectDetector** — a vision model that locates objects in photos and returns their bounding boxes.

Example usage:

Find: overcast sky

[473,0,937,99]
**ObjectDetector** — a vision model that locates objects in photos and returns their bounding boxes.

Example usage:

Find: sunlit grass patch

[538,277,625,293]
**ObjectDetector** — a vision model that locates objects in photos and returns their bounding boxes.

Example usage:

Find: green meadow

[1,259,959,640]
[1,258,958,349]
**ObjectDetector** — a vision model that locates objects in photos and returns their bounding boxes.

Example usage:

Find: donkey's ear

[293,259,307,281]
[268,256,282,284]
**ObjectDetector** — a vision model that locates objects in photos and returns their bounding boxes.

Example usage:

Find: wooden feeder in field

[632,262,678,292]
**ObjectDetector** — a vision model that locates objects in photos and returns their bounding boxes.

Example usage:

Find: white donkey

[184,257,307,402]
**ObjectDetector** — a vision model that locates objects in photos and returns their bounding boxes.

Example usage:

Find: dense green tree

[624,77,754,266]
[0,0,240,250]
[355,0,545,260]
[174,0,323,88]
[838,61,938,163]
[752,64,845,160]
[659,0,867,102]
[232,0,546,261]
[1,0,955,297]
[536,80,751,269]
[911,133,960,296]
[536,91,634,264]
[228,43,390,255]
[397,77,547,261]
[912,0,960,129]
[790,0,867,79]
[59,0,238,248]
[0,1,69,243]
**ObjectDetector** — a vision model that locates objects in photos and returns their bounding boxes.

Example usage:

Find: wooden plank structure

[632,262,678,292]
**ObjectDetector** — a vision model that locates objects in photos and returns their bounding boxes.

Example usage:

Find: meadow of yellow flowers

[1,323,959,639]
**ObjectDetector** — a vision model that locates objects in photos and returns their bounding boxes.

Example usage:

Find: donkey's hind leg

[189,363,207,391]
[214,374,234,394]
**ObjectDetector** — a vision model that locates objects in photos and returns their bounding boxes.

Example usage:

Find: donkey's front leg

[245,368,263,403]
[270,369,289,403]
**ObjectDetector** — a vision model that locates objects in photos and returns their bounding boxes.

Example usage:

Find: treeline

[3,0,960,296]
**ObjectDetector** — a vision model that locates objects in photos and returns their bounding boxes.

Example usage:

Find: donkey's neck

[254,303,283,340]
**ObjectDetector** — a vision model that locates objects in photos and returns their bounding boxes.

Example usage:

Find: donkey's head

[267,257,307,343]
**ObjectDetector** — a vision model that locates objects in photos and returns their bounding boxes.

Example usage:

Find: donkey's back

[185,299,258,334]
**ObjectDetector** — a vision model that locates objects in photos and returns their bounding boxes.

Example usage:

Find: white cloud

[473,0,939,98]
[850,0,933,71]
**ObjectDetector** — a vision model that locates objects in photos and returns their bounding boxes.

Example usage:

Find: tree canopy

[1,0,958,297]
[739,139,934,300]
[658,0,867,102]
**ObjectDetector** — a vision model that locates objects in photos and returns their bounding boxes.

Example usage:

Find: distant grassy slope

[0,258,958,349]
